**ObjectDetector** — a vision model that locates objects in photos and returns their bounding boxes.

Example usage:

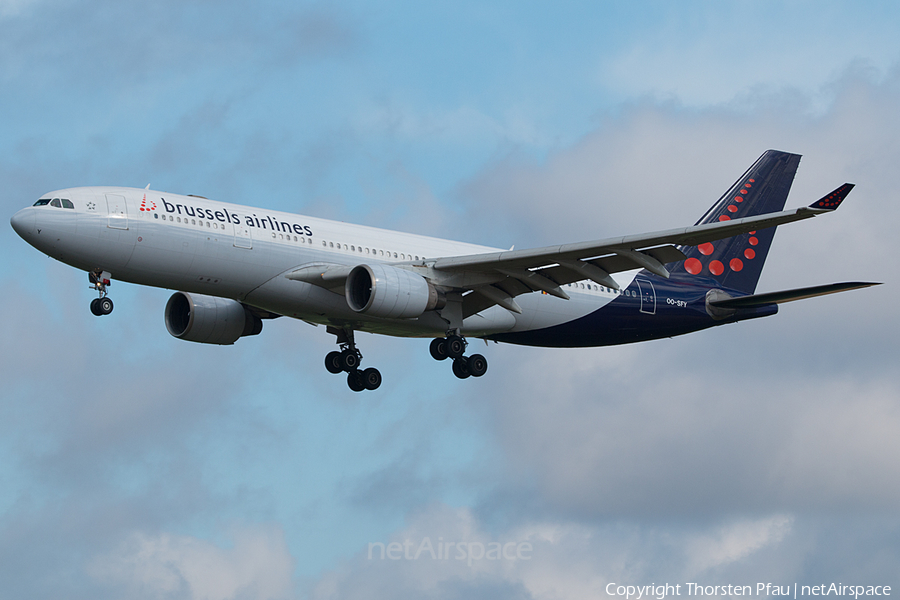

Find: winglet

[809,183,854,210]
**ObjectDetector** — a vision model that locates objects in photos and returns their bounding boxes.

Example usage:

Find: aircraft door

[233,223,252,249]
[105,194,128,230]
[636,277,656,314]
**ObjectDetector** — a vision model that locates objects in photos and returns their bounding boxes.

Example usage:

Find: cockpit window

[33,199,51,206]
[50,198,61,207]
[61,199,74,209]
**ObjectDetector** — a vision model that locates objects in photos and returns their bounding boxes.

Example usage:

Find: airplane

[10,149,879,391]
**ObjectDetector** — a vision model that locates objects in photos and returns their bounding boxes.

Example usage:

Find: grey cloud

[0,1,362,89]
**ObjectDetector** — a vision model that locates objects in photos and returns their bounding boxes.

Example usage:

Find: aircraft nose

[10,207,36,239]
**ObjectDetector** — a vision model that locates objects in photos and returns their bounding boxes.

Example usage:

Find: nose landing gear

[325,327,382,392]
[88,270,114,316]
[430,334,488,379]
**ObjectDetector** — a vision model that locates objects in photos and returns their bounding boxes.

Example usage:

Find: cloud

[684,515,793,574]
[308,504,803,600]
[88,525,294,600]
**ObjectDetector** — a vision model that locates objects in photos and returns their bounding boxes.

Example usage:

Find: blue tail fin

[670,149,801,294]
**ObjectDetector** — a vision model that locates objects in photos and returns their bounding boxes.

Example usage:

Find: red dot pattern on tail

[684,179,760,276]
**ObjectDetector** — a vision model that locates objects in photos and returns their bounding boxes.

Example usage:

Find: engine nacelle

[345,264,445,319]
[165,292,262,345]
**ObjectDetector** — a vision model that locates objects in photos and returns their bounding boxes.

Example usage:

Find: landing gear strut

[430,334,488,379]
[88,270,114,316]
[325,326,382,392]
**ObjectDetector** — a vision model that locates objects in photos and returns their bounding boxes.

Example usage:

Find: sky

[1,1,899,599]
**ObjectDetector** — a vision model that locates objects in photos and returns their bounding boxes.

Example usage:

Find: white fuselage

[13,187,631,338]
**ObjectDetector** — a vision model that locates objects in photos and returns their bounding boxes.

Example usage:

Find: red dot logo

[699,243,714,255]
[727,205,738,213]
[740,189,748,194]
[730,258,743,271]
[749,236,758,246]
[744,248,756,259]
[685,258,702,274]
[709,260,724,276]
[719,215,731,221]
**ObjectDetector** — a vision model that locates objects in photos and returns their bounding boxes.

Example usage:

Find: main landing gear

[429,334,488,379]
[324,327,382,392]
[88,270,114,316]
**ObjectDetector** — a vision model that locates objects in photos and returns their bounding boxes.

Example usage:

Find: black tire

[429,338,448,361]
[452,357,470,379]
[466,354,488,377]
[347,370,365,392]
[362,367,382,390]
[325,351,343,374]
[340,349,360,372]
[99,297,114,315]
[446,335,466,359]
[90,298,102,316]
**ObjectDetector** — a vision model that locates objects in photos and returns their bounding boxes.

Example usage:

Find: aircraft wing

[432,204,837,317]
[285,185,851,318]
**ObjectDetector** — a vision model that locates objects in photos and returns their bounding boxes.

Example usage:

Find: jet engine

[165,292,262,345]
[345,264,445,319]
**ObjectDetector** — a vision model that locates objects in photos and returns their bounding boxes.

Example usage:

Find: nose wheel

[90,297,114,316]
[88,270,114,316]
[430,335,488,379]
[325,327,382,392]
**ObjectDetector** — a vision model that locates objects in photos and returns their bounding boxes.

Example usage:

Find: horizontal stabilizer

[708,281,880,309]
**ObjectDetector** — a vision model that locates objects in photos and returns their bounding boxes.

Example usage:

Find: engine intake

[165,292,262,345]
[345,264,445,319]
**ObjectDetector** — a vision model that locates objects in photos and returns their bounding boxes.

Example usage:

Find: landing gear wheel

[98,297,114,315]
[452,357,471,379]
[466,354,488,377]
[340,349,360,372]
[429,338,449,361]
[445,335,466,359]
[325,351,344,374]
[362,367,382,391]
[90,298,102,316]
[347,370,366,392]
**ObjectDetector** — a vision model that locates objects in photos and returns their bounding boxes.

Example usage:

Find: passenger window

[154,214,159,219]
